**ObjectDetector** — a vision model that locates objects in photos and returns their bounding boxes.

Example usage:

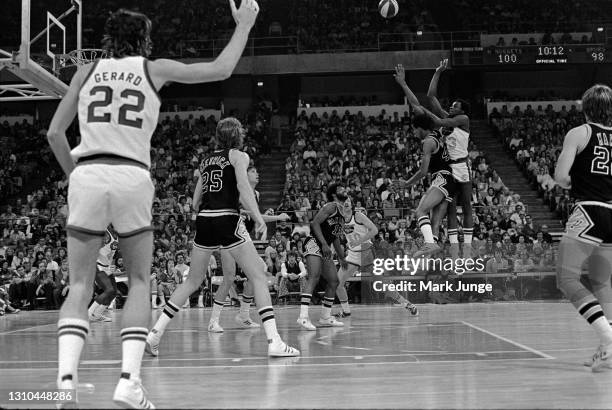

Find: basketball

[378,0,399,18]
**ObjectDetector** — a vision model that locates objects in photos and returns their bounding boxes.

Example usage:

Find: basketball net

[54,48,107,72]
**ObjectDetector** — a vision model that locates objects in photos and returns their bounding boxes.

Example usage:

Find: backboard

[0,0,83,101]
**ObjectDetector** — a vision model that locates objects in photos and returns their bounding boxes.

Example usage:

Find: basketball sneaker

[235,313,260,328]
[113,376,155,409]
[318,316,344,327]
[56,378,78,409]
[588,343,612,372]
[405,303,419,316]
[334,311,351,318]
[268,338,301,357]
[413,243,440,258]
[207,320,224,333]
[89,313,112,322]
[297,316,316,331]
[145,329,160,357]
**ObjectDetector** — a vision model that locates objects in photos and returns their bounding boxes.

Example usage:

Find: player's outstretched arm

[148,0,259,88]
[393,64,424,115]
[420,104,468,129]
[554,126,588,189]
[47,64,89,176]
[427,59,449,118]
[404,137,436,186]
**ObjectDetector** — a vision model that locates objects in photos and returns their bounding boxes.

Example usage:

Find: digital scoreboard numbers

[452,44,609,66]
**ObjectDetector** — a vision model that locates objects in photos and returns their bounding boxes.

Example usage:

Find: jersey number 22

[87,86,145,129]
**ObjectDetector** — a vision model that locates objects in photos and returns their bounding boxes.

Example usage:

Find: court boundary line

[461,320,554,359]
[3,356,551,371]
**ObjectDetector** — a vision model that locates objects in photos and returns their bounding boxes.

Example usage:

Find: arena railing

[164,26,609,58]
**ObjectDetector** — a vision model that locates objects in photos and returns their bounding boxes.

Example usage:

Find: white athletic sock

[240,295,253,316]
[464,228,473,244]
[151,294,157,307]
[152,301,180,335]
[57,318,89,384]
[448,229,459,244]
[210,300,223,322]
[300,294,311,318]
[578,300,612,344]
[321,297,334,319]
[88,301,100,317]
[120,327,148,380]
[258,306,280,342]
[418,216,435,243]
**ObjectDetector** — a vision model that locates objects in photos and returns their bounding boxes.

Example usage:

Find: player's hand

[321,244,332,259]
[230,0,259,29]
[255,218,267,237]
[436,58,448,73]
[393,64,406,85]
[340,258,348,270]
[279,213,290,221]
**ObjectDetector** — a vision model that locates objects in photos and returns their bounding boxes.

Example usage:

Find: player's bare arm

[393,64,425,115]
[47,64,90,176]
[404,137,436,186]
[353,212,378,246]
[311,203,338,258]
[421,104,468,129]
[554,125,589,189]
[333,237,347,269]
[231,150,266,235]
[427,59,449,118]
[147,0,259,89]
[192,176,203,211]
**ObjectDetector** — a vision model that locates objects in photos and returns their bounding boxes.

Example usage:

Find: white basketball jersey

[73,56,161,168]
[445,127,470,160]
[344,212,371,251]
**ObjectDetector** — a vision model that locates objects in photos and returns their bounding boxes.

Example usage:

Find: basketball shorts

[303,236,326,258]
[194,212,251,250]
[345,246,375,267]
[430,171,457,203]
[565,201,612,245]
[449,161,471,183]
[67,164,154,237]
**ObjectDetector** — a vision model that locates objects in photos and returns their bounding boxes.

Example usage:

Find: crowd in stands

[1,94,575,312]
[488,102,583,224]
[280,109,559,284]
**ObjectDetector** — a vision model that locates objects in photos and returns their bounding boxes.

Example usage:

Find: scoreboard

[452,44,609,66]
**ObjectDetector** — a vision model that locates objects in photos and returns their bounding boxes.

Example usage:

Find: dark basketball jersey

[243,190,259,233]
[427,130,451,174]
[570,123,612,202]
[198,149,240,212]
[318,203,345,246]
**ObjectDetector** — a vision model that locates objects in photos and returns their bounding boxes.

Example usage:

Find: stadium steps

[469,119,564,232]
[256,146,290,211]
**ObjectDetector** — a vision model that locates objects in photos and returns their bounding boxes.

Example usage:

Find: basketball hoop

[54,48,107,73]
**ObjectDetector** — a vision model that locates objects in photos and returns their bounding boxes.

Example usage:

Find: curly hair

[101,9,152,58]
[216,117,245,150]
[582,84,612,127]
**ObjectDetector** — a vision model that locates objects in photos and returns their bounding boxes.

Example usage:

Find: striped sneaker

[405,303,419,316]
[113,377,155,409]
[589,343,612,372]
[235,314,260,328]
[207,320,224,333]
[268,338,300,357]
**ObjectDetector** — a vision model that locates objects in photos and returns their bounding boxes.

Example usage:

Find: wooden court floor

[1,302,612,409]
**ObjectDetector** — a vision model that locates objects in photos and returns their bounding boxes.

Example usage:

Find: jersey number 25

[87,86,145,129]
